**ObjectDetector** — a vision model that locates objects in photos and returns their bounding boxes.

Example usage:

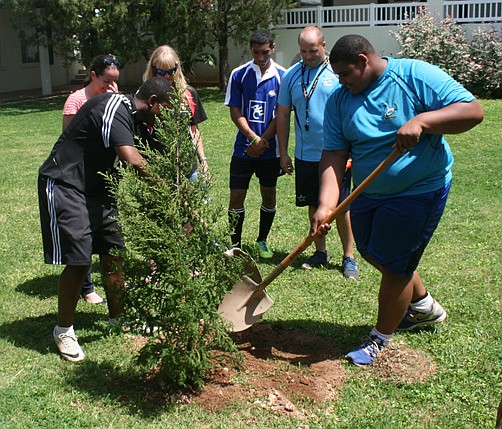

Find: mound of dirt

[192,323,345,420]
[133,323,438,419]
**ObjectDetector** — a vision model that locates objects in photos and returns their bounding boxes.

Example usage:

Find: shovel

[219,148,400,332]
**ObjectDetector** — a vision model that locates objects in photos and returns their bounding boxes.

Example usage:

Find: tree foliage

[5,0,154,67]
[5,0,295,89]
[106,90,249,389]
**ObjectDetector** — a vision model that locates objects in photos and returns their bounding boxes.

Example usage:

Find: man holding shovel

[312,35,483,365]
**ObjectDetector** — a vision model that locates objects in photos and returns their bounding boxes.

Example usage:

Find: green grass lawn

[0,90,500,428]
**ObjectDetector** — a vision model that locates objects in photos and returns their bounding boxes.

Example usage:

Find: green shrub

[392,10,502,98]
[107,91,245,389]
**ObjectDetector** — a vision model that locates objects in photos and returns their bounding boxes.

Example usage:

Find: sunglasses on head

[153,65,177,77]
[103,56,120,67]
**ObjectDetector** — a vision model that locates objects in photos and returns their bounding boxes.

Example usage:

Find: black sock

[228,208,245,248]
[257,205,276,242]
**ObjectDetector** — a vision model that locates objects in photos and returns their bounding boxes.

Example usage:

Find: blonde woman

[143,45,209,180]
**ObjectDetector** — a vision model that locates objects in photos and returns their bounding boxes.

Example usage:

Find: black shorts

[229,156,282,189]
[38,176,124,265]
[294,158,351,209]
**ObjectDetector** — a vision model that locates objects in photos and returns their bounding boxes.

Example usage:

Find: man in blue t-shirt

[311,35,483,366]
[225,29,286,258]
[277,26,359,279]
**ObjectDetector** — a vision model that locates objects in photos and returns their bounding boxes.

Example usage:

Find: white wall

[273,26,402,69]
[0,10,70,94]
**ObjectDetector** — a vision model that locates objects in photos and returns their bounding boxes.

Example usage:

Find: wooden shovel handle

[255,148,401,294]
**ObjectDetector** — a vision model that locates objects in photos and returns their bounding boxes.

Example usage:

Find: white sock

[371,327,392,347]
[54,325,74,336]
[410,292,434,312]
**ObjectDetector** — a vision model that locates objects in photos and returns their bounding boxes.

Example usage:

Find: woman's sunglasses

[102,56,120,67]
[153,65,177,77]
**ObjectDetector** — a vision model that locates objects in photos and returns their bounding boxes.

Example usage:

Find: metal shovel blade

[218,275,274,332]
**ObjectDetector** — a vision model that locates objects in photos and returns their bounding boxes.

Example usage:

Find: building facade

[1,0,501,96]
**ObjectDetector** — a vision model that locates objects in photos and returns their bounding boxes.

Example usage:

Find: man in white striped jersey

[38,77,171,362]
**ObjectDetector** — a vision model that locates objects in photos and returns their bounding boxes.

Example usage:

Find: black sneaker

[301,250,329,270]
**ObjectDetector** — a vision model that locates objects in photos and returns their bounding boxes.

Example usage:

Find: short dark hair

[250,29,275,47]
[135,77,172,104]
[329,34,375,65]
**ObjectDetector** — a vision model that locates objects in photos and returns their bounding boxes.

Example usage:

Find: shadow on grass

[196,86,224,103]
[231,319,371,363]
[0,313,369,417]
[249,249,346,276]
[0,312,107,355]
[66,319,368,418]
[67,360,178,418]
[16,262,102,299]
[0,314,177,417]
[16,274,59,299]
[0,97,67,115]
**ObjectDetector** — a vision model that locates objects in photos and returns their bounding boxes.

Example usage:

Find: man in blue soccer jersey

[277,26,359,278]
[311,35,483,365]
[225,29,286,258]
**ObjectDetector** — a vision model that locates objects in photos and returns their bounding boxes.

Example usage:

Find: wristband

[250,136,259,144]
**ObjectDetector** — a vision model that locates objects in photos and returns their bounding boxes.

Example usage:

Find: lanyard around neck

[301,57,329,131]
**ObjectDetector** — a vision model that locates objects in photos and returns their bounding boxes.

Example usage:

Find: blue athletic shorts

[294,158,351,209]
[350,182,451,277]
[229,156,282,189]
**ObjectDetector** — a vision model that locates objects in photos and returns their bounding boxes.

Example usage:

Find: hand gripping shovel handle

[252,148,400,296]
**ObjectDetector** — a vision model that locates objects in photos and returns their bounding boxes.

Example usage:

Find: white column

[427,0,444,19]
[39,44,52,96]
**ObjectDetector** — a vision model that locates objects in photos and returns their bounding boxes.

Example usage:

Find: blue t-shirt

[278,59,339,162]
[225,60,285,160]
[324,57,476,197]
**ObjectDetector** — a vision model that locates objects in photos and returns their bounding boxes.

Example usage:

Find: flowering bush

[469,28,502,98]
[392,11,502,98]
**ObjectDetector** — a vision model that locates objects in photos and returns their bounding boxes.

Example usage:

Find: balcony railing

[444,0,502,22]
[275,0,502,28]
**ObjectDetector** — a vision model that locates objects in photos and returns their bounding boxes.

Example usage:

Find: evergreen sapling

[107,87,246,389]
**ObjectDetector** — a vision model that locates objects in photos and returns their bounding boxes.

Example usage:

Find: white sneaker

[53,327,85,362]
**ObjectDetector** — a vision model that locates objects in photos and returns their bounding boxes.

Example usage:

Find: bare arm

[230,106,256,140]
[191,124,209,175]
[62,114,74,131]
[114,145,148,177]
[395,100,484,154]
[229,106,269,158]
[276,104,293,174]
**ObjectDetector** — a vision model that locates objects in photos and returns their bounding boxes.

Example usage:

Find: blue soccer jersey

[225,60,285,160]
[324,57,476,197]
[278,59,339,162]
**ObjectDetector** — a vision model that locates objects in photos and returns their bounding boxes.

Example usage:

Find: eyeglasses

[103,56,120,67]
[153,65,177,77]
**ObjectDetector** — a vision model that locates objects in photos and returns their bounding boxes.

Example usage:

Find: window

[21,27,39,64]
